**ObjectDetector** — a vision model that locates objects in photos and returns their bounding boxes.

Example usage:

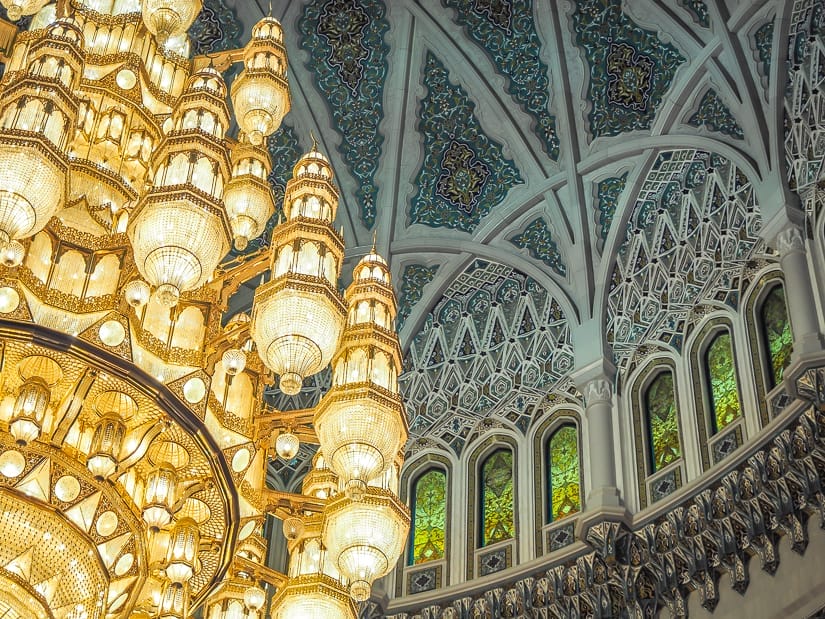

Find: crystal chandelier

[0,0,410,617]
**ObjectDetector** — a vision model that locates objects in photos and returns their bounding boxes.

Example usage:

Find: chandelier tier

[0,1,410,618]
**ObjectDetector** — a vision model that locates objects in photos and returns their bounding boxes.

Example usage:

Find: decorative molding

[607,150,764,372]
[571,0,685,138]
[442,0,560,159]
[409,52,523,232]
[583,378,611,405]
[378,394,825,618]
[776,225,806,254]
[687,89,745,139]
[508,218,566,277]
[298,0,390,228]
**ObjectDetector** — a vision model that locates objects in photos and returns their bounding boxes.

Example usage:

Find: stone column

[582,376,622,509]
[776,225,824,358]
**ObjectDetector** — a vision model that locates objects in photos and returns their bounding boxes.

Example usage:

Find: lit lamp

[10,376,50,445]
[322,487,410,602]
[9,355,62,445]
[0,18,83,248]
[314,250,406,498]
[0,240,24,267]
[243,585,266,613]
[86,390,136,479]
[158,579,188,619]
[124,279,151,309]
[275,431,300,460]
[224,138,275,251]
[282,516,305,542]
[166,517,200,584]
[86,414,126,479]
[143,462,178,531]
[128,67,231,307]
[222,348,248,377]
[230,16,290,146]
[271,519,356,619]
[141,0,202,44]
[251,148,346,395]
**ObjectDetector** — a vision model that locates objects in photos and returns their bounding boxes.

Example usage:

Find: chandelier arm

[233,556,287,588]
[262,488,327,516]
[117,419,168,469]
[0,19,17,61]
[214,248,271,309]
[193,48,245,73]
[49,366,96,445]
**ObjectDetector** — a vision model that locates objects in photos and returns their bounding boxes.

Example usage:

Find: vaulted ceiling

[201,0,808,473]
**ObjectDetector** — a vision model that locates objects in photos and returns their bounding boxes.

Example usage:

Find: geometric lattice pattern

[607,150,764,370]
[400,260,573,454]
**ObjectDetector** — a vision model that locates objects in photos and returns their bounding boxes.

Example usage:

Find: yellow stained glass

[410,469,446,565]
[706,331,741,433]
[645,371,680,472]
[761,286,793,388]
[548,425,580,522]
[480,449,514,546]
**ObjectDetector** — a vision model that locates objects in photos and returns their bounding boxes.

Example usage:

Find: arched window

[705,331,741,434]
[760,285,793,388]
[644,371,681,472]
[480,449,514,546]
[546,425,580,522]
[408,469,447,565]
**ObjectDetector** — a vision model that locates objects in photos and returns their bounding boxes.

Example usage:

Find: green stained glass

[548,425,581,522]
[761,286,793,388]
[705,331,741,433]
[409,469,447,565]
[480,449,515,546]
[645,371,681,472]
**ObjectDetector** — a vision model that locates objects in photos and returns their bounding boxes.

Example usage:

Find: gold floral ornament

[0,17,82,249]
[230,15,291,146]
[128,66,231,308]
[251,147,346,395]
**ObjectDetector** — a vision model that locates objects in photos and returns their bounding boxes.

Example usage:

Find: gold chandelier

[0,1,410,618]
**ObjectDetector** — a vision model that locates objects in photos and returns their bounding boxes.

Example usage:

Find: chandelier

[0,0,410,617]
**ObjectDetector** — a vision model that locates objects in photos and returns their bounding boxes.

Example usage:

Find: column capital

[582,378,612,406]
[775,225,806,255]
[572,356,616,400]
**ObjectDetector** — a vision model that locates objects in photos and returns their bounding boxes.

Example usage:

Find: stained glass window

[409,469,447,565]
[480,449,515,546]
[644,371,681,472]
[761,285,793,388]
[705,331,741,433]
[547,425,581,522]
